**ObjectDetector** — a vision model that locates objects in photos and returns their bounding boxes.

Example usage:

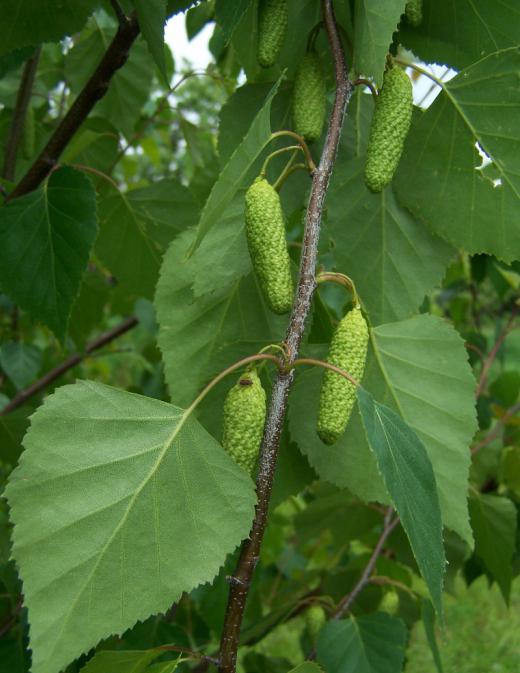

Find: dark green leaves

[6,381,256,673]
[132,0,168,82]
[317,613,407,673]
[0,1,98,56]
[215,0,254,42]
[357,387,445,616]
[395,48,520,261]
[0,167,98,340]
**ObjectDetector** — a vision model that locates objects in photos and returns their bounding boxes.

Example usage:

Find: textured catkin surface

[317,307,369,445]
[222,370,267,475]
[292,51,327,144]
[405,0,423,26]
[364,66,413,193]
[257,0,288,68]
[245,177,293,314]
[305,604,327,643]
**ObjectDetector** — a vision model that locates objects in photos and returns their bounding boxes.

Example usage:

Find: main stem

[218,2,351,671]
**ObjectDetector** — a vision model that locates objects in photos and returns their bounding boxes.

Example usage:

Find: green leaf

[353,0,407,86]
[316,613,407,673]
[6,381,256,673]
[65,25,154,139]
[69,267,111,348]
[395,48,520,261]
[327,157,454,324]
[79,649,162,673]
[0,167,98,340]
[0,407,31,465]
[398,0,520,69]
[192,76,283,250]
[0,1,98,56]
[0,342,42,390]
[215,0,254,42]
[133,0,168,82]
[468,492,517,602]
[287,665,324,673]
[289,314,477,546]
[421,599,444,673]
[156,224,286,407]
[357,387,445,615]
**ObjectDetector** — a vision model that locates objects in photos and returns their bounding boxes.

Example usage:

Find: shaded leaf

[0,342,42,390]
[421,599,444,673]
[316,613,407,673]
[0,167,98,340]
[469,492,517,602]
[80,649,161,673]
[6,381,256,673]
[357,387,445,615]
[133,0,168,82]
[215,0,254,42]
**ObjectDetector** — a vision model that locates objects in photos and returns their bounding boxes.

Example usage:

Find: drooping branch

[7,13,140,201]
[0,316,138,415]
[2,48,41,181]
[217,2,352,671]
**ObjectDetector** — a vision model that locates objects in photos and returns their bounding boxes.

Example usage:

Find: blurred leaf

[0,0,98,56]
[395,49,520,261]
[133,0,168,82]
[500,446,520,498]
[357,387,445,615]
[421,599,444,673]
[0,342,42,390]
[0,407,31,465]
[316,613,407,673]
[0,167,98,340]
[79,649,161,673]
[6,381,256,673]
[69,267,111,349]
[469,492,517,602]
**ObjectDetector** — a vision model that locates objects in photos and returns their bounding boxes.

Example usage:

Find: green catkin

[405,0,423,26]
[305,605,327,644]
[292,51,327,144]
[257,0,288,68]
[22,105,35,160]
[364,65,413,193]
[317,306,369,445]
[245,177,293,314]
[222,370,267,476]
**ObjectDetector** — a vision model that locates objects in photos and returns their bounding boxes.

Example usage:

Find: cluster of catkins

[221,0,424,473]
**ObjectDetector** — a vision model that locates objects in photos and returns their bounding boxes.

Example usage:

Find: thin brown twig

[2,48,41,181]
[475,311,518,398]
[217,3,352,671]
[8,14,140,200]
[0,316,138,415]
[471,400,520,454]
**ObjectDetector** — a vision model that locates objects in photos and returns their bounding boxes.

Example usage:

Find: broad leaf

[289,314,477,546]
[288,665,324,673]
[399,0,520,69]
[6,381,256,673]
[192,76,282,249]
[133,0,168,82]
[357,387,445,614]
[0,1,98,56]
[468,492,517,602]
[0,167,98,340]
[0,342,42,390]
[395,48,520,261]
[353,1,407,85]
[215,0,254,42]
[327,157,454,324]
[316,613,407,673]
[156,224,286,407]
[0,407,31,465]
[65,26,154,139]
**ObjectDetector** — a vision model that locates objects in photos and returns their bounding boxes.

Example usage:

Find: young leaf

[353,0,408,86]
[468,492,517,603]
[395,48,520,261]
[0,342,42,390]
[357,387,445,615]
[132,0,168,82]
[79,649,162,673]
[287,664,324,673]
[316,613,407,673]
[192,76,283,250]
[6,381,256,673]
[0,167,98,341]
[0,0,99,56]
[327,157,454,324]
